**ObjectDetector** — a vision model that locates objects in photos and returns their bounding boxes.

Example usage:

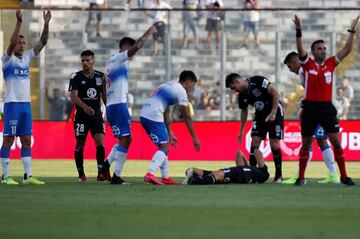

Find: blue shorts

[3,102,32,136]
[106,103,131,138]
[140,117,168,146]
[244,21,259,34]
[313,125,327,140]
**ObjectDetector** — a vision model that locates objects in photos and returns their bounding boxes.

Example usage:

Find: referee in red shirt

[293,14,359,186]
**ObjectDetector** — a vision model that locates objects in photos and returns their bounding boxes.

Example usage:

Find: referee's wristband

[296,28,302,38]
[347,29,356,34]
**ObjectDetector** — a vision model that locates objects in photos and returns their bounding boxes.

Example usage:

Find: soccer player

[1,10,51,185]
[225,73,284,183]
[98,26,157,185]
[68,50,109,182]
[140,70,201,185]
[282,51,339,184]
[293,15,358,186]
[183,149,269,185]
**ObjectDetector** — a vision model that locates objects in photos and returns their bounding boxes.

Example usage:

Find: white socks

[107,143,119,166]
[160,156,169,179]
[322,147,337,174]
[148,150,166,175]
[114,150,127,177]
[22,156,32,178]
[1,158,10,178]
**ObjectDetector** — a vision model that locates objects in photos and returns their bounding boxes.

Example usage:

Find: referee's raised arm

[336,16,359,63]
[293,15,307,60]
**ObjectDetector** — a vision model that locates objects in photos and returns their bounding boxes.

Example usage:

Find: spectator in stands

[205,0,224,49]
[341,78,354,103]
[242,0,260,48]
[46,86,66,121]
[147,0,172,55]
[334,88,350,120]
[85,0,107,38]
[182,0,201,49]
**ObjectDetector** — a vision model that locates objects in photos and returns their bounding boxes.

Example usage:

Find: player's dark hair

[311,39,325,52]
[283,51,298,64]
[119,37,136,49]
[225,73,241,88]
[80,50,95,58]
[179,70,197,83]
[19,34,25,39]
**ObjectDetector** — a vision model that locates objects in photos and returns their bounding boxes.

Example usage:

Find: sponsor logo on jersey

[14,68,29,76]
[309,69,318,75]
[262,79,270,88]
[254,101,265,111]
[87,88,97,98]
[81,81,86,84]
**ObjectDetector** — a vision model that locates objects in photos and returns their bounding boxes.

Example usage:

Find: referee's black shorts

[301,101,340,137]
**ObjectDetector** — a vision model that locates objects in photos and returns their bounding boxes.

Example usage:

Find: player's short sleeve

[252,76,271,93]
[237,94,248,109]
[325,56,337,70]
[113,51,129,63]
[178,87,189,106]
[68,73,79,92]
[299,54,311,70]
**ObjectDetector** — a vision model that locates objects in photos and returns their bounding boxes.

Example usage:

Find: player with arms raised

[1,10,51,185]
[293,15,358,186]
[98,26,157,185]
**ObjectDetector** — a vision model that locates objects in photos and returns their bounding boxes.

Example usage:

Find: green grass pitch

[0,160,359,239]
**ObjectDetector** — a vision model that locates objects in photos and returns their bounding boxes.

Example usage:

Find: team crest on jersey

[324,71,332,85]
[96,77,102,86]
[254,101,265,111]
[252,88,262,97]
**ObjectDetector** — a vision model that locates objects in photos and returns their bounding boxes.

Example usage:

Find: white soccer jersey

[1,49,35,103]
[140,80,189,122]
[105,51,129,106]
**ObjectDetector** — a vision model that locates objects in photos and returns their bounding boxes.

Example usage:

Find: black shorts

[88,3,102,21]
[153,21,166,42]
[74,110,104,139]
[251,106,284,140]
[301,101,340,137]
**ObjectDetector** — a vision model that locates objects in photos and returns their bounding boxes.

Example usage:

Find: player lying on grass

[183,149,269,185]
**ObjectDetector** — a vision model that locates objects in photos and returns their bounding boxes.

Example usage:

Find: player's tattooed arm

[70,90,95,116]
[238,108,248,144]
[266,85,280,123]
[180,105,201,152]
[336,16,359,63]
[33,10,52,56]
[7,9,22,56]
[127,26,157,57]
[293,15,307,60]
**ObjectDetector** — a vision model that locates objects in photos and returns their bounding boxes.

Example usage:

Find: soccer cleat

[79,175,88,183]
[182,168,194,185]
[144,172,164,185]
[294,178,307,186]
[110,174,130,185]
[161,177,178,185]
[281,176,298,185]
[272,176,283,184]
[318,173,340,184]
[97,173,106,182]
[1,177,19,185]
[103,168,112,181]
[23,177,45,185]
[340,177,355,186]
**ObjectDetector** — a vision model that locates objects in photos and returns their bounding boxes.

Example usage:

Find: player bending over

[183,149,269,185]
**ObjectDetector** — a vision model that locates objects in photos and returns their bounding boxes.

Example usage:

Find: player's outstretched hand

[265,113,276,123]
[16,9,22,22]
[43,9,52,24]
[350,16,360,32]
[83,105,95,116]
[293,15,301,29]
[169,134,179,147]
[193,138,201,152]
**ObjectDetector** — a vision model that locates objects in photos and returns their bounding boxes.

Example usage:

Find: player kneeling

[183,149,269,185]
